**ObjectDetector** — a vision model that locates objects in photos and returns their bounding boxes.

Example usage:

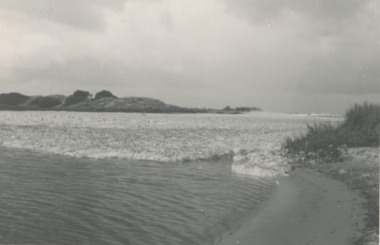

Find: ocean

[0,111,339,244]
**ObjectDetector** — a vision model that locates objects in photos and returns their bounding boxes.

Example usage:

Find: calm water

[0,146,275,245]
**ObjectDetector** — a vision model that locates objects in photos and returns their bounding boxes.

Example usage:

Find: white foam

[0,111,338,177]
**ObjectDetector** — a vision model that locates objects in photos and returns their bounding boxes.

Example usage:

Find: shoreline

[308,149,379,245]
[218,168,367,245]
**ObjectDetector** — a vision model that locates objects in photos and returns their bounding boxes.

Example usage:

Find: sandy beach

[218,168,367,245]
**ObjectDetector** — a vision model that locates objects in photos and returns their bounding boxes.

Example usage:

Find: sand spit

[218,168,366,245]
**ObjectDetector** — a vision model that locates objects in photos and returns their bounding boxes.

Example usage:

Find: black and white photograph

[0,0,379,244]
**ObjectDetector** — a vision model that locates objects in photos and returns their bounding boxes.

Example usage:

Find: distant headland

[0,90,261,114]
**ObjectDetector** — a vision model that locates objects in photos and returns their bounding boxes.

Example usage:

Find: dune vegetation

[0,90,261,114]
[283,103,380,162]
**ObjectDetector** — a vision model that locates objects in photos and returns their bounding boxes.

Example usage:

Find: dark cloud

[222,0,373,23]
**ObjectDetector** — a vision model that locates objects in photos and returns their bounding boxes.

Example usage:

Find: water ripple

[0,146,276,244]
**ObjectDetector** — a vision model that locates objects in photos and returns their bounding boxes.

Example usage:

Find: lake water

[0,111,338,244]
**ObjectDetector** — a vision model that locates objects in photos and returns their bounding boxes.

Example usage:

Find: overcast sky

[0,0,379,113]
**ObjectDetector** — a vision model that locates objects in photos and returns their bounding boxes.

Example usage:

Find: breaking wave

[0,111,338,177]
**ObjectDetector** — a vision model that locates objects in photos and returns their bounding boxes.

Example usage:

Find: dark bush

[283,122,342,160]
[64,95,88,106]
[39,97,61,108]
[95,90,117,100]
[29,97,43,106]
[0,93,30,105]
[340,103,380,147]
[283,103,380,161]
[73,90,91,98]
[235,107,262,112]
[30,96,62,108]
[63,90,92,106]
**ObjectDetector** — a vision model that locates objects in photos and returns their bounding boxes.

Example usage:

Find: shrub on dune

[0,92,30,106]
[283,102,380,161]
[29,96,62,108]
[64,90,92,106]
[340,103,380,147]
[94,90,117,100]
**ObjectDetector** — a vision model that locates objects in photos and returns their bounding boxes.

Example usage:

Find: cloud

[1,0,125,31]
[221,0,380,95]
[6,56,193,93]
[0,0,378,113]
[221,0,374,23]
[296,53,380,95]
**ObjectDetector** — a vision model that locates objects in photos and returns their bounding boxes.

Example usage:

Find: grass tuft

[283,103,380,162]
[341,102,380,147]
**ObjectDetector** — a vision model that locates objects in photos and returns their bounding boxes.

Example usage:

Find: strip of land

[0,91,261,113]
[218,167,366,245]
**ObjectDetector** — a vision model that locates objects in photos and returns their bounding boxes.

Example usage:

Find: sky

[0,0,379,113]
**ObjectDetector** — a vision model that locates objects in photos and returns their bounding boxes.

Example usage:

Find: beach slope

[218,169,365,245]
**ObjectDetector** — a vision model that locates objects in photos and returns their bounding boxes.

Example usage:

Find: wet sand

[218,168,366,245]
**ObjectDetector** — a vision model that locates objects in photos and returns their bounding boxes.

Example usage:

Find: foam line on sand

[217,168,365,245]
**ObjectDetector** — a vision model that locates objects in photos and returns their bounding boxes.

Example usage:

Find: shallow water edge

[0,146,277,245]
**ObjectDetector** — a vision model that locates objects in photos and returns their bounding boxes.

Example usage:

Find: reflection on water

[0,147,275,245]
